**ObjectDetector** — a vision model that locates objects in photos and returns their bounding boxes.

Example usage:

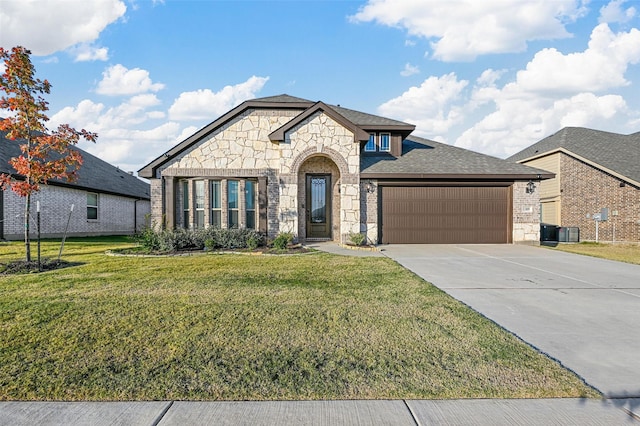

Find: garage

[380,186,511,244]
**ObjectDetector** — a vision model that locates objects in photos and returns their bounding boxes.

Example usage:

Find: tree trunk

[24,193,31,262]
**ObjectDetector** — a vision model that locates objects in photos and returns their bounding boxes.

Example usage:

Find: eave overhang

[360,172,555,180]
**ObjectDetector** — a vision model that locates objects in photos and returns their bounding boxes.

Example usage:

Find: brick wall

[2,185,150,240]
[560,153,640,242]
[360,179,378,244]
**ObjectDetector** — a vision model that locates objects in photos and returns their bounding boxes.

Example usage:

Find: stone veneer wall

[561,153,640,242]
[156,108,361,241]
[276,111,360,242]
[512,181,541,244]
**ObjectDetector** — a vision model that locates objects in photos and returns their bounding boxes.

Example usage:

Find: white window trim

[365,133,377,152]
[380,133,391,152]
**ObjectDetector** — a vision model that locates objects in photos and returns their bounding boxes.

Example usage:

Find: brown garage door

[381,186,510,244]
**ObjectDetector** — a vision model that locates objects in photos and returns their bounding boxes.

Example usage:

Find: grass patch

[549,242,640,265]
[0,239,598,401]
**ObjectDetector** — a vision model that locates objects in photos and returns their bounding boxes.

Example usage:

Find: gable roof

[361,136,553,180]
[1,131,150,200]
[269,101,371,142]
[508,127,640,185]
[138,94,415,178]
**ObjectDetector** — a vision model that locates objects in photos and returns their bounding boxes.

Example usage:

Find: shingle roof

[253,94,414,128]
[361,136,553,179]
[139,94,415,178]
[1,131,150,199]
[507,127,640,184]
[329,105,414,129]
[252,94,313,104]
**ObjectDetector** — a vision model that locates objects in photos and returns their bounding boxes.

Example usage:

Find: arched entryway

[297,155,341,241]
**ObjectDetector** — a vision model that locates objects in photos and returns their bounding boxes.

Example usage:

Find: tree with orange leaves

[0,46,97,262]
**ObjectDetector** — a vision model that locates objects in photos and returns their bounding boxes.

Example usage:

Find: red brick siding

[560,153,640,242]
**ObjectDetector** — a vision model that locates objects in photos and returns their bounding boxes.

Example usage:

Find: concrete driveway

[381,244,640,398]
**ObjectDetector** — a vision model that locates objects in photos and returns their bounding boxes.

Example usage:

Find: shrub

[348,232,367,246]
[135,226,265,252]
[272,232,294,250]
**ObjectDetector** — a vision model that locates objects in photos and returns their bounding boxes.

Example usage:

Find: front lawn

[549,242,640,265]
[0,238,598,400]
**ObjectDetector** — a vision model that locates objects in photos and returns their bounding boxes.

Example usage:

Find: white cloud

[378,73,468,135]
[400,63,420,77]
[599,0,637,23]
[379,23,639,159]
[47,75,269,173]
[96,64,165,96]
[456,92,629,157]
[49,97,180,172]
[451,24,640,157]
[168,76,269,121]
[70,43,109,62]
[0,0,126,56]
[515,24,640,93]
[350,0,586,61]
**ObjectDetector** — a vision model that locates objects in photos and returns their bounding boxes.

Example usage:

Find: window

[245,180,256,229]
[211,180,221,228]
[182,181,190,228]
[87,192,98,220]
[228,180,239,228]
[365,133,376,152]
[194,180,205,228]
[380,133,390,152]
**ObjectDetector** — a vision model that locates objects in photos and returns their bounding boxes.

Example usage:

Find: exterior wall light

[365,180,376,193]
[525,180,536,194]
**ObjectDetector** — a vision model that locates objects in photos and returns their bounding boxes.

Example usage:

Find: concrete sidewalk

[1,398,638,425]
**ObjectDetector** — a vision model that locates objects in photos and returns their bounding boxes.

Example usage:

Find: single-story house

[508,127,640,243]
[139,94,552,244]
[1,131,151,240]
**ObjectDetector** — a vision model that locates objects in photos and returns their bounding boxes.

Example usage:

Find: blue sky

[1,0,639,175]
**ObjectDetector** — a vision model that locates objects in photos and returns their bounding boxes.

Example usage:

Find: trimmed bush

[272,232,294,250]
[348,232,366,246]
[135,227,265,252]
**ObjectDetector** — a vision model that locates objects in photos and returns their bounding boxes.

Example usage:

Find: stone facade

[560,153,640,242]
[154,109,361,242]
[511,181,542,244]
[2,185,150,240]
[146,100,547,245]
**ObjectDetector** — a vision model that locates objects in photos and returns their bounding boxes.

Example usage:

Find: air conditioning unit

[558,227,580,243]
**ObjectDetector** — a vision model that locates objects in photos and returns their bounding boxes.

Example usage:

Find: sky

[1,0,640,176]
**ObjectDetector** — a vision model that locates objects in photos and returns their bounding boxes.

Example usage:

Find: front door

[306,174,331,239]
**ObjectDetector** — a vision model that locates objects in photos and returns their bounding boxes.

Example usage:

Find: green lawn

[0,238,598,400]
[549,242,640,265]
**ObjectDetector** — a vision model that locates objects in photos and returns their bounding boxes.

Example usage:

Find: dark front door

[306,174,331,239]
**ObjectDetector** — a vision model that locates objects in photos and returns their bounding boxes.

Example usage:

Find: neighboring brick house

[1,132,151,240]
[509,127,640,243]
[139,95,552,245]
